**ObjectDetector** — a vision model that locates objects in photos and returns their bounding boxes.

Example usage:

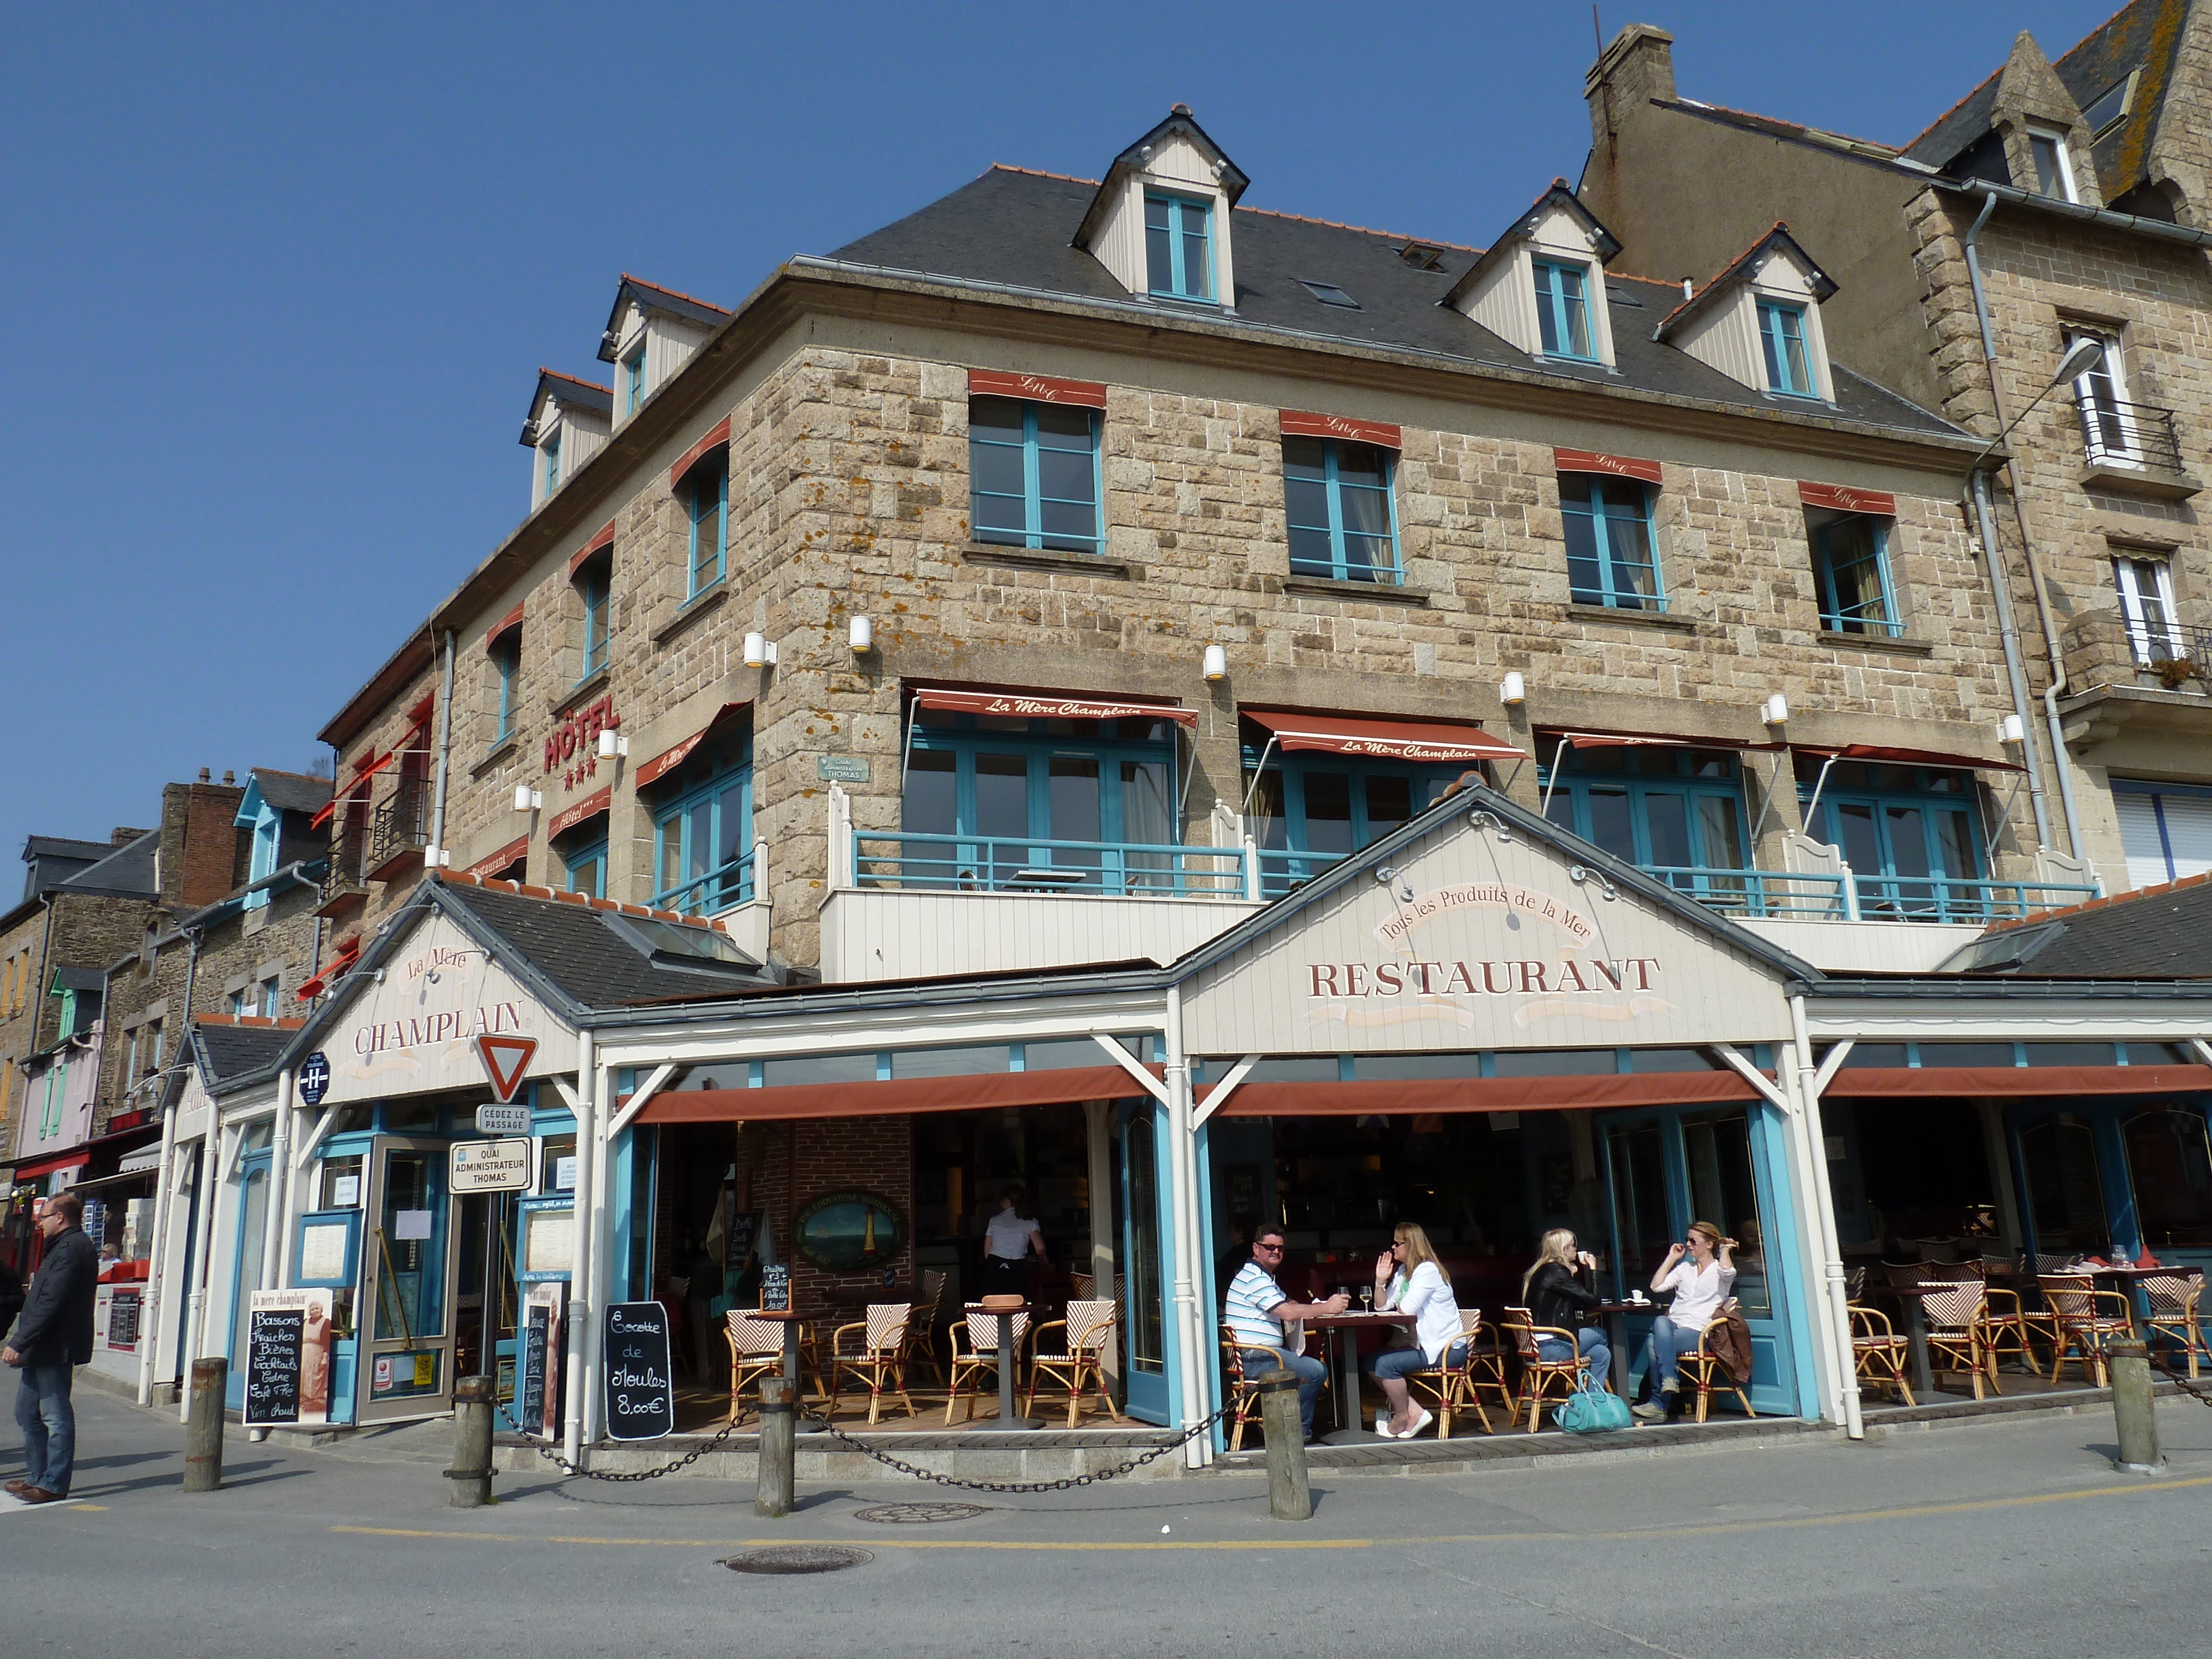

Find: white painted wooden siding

[820,889,1261,983]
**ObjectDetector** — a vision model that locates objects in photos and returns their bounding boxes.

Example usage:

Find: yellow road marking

[331,1475,2212,1553]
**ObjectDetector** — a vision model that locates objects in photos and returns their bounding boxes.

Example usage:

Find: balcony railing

[653,848,758,919]
[366,779,428,880]
[853,832,1248,897]
[2079,398,2185,475]
[1846,873,2099,925]
[2126,620,2212,687]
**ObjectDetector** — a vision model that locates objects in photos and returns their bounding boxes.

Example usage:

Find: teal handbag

[1553,1375,1634,1433]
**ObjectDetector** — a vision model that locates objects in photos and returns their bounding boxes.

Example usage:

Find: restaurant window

[2018,1115,2110,1253]
[1797,757,1984,917]
[1540,745,1749,903]
[1531,258,1595,360]
[901,709,1177,892]
[1561,473,1662,611]
[1144,191,1213,301]
[1285,437,1399,583]
[319,1153,365,1209]
[1123,1113,1165,1374]
[559,831,607,900]
[1242,744,1463,895]
[491,631,521,745]
[2123,1107,2212,1248]
[1809,512,1901,637]
[968,396,1103,555]
[1681,1110,1770,1316]
[686,453,728,598]
[576,550,612,680]
[650,729,752,917]
[1607,1123,1671,1291]
[539,1134,577,1193]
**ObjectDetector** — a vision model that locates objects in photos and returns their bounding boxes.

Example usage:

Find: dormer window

[1757,300,1815,398]
[542,430,562,493]
[623,346,646,415]
[597,276,733,430]
[1532,259,1596,360]
[1146,192,1213,301]
[521,370,612,509]
[2028,125,2077,202]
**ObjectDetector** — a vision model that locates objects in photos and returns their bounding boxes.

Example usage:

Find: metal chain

[494,1397,750,1483]
[792,1400,1239,1494]
[2143,1344,2212,1407]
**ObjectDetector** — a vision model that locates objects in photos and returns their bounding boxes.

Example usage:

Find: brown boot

[20,1486,68,1504]
[3,1478,30,1498]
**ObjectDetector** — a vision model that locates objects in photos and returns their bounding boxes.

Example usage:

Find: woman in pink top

[1631,1220,1738,1421]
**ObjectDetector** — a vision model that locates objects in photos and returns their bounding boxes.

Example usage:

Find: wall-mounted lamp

[1202,644,1228,682]
[1373,865,1416,903]
[1997,712,2026,746]
[1468,809,1514,843]
[848,614,874,655]
[513,786,542,813]
[1500,670,1526,707]
[1760,693,1790,727]
[743,632,778,668]
[1568,864,1620,902]
[597,729,629,759]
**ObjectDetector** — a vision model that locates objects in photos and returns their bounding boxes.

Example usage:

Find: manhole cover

[852,1502,990,1524]
[720,1546,873,1575]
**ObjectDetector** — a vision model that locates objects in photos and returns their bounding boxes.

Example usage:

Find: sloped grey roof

[598,275,733,358]
[436,881,781,1009]
[1941,873,2212,978]
[54,828,159,900]
[192,1020,297,1083]
[248,768,332,818]
[827,166,1958,439]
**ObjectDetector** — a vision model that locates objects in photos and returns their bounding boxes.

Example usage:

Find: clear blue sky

[0,2,2109,872]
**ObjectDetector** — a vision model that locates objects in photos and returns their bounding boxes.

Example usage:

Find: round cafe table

[984,1303,1040,1430]
[1302,1311,1411,1442]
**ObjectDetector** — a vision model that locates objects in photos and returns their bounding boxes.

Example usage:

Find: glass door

[1117,1102,1169,1424]
[223,1155,270,1411]
[358,1136,458,1423]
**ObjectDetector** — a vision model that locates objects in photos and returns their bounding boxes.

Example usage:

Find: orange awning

[912,687,1198,728]
[1214,1072,1758,1117]
[309,750,394,828]
[1245,710,1522,764]
[1824,1064,2211,1099]
[1554,727,1785,753]
[637,701,752,788]
[636,1063,1160,1124]
[1797,743,2024,774]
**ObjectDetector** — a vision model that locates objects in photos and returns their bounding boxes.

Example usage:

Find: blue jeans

[1644,1316,1697,1394]
[1240,1347,1327,1436]
[1538,1329,1611,1387]
[13,1362,76,1496]
[1366,1339,1470,1384]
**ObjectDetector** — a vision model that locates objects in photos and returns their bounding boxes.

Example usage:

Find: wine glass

[1359,1285,1373,1312]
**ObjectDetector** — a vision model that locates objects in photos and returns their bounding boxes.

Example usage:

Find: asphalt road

[6,1387,2210,1657]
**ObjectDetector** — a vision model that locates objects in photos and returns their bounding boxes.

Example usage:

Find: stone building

[1578,4,2212,895]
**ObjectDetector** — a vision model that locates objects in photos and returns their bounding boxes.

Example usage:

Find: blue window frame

[1539,744,1751,907]
[1797,757,1984,916]
[492,632,520,745]
[1561,473,1662,610]
[902,711,1180,891]
[651,732,752,916]
[542,431,561,494]
[1758,300,1815,397]
[623,348,645,415]
[1811,514,1900,636]
[1532,259,1595,359]
[686,457,727,597]
[1145,192,1213,301]
[1284,437,1399,583]
[561,836,607,899]
[969,397,1102,554]
[1243,744,1465,895]
[578,560,611,678]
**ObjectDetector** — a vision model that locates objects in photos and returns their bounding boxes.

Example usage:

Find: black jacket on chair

[10,1227,97,1367]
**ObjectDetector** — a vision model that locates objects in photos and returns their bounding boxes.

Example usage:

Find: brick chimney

[1587,23,1676,155]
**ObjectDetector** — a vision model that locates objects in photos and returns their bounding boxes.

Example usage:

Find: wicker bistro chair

[1978,1285,2041,1374]
[1673,1311,1757,1422]
[827,1302,917,1425]
[901,1270,948,1392]
[1401,1309,1496,1439]
[1219,1322,1291,1452]
[2144,1273,2210,1380]
[1457,1306,1517,1421]
[1024,1299,1125,1428]
[2039,1276,2135,1387]
[1501,1307,1588,1433]
[1849,1305,1916,1406]
[945,1305,1030,1425]
[1917,1280,2001,1399]
[724,1312,790,1425]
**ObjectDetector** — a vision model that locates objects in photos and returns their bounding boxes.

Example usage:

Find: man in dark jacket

[4,1192,98,1503]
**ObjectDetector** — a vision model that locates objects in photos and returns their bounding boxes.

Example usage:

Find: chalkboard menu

[758,1262,791,1313]
[107,1287,142,1350]
[602,1301,675,1441]
[243,1306,305,1426]
[517,1304,550,1437]
[726,1207,764,1276]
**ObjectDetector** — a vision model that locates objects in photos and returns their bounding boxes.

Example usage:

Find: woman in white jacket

[1363,1222,1465,1439]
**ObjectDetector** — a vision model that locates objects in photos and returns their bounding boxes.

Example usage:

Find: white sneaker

[1631,1400,1666,1421]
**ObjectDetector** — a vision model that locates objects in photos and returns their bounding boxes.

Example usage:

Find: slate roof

[828,166,1959,439]
[1944,871,2212,978]
[54,828,159,900]
[192,1020,298,1083]
[248,768,333,818]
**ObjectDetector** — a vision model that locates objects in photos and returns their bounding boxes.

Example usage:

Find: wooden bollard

[2109,1340,2163,1474]
[1256,1368,1312,1521]
[182,1358,227,1493]
[755,1376,796,1518]
[445,1375,496,1507]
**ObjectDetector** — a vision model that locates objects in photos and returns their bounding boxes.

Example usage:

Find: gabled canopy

[1653,223,1837,342]
[1439,182,1623,311]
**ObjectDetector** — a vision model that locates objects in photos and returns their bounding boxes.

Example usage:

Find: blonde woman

[1363,1223,1465,1439]
[1520,1228,1612,1390]
[1633,1220,1737,1421]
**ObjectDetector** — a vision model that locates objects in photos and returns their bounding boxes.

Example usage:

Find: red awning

[637,701,752,788]
[912,687,1198,728]
[1553,727,1786,753]
[309,749,395,828]
[296,937,363,1000]
[1824,1064,2212,1099]
[1214,1072,1759,1117]
[549,787,612,839]
[636,1063,1161,1125]
[13,1151,91,1182]
[1244,710,1523,764]
[462,836,530,881]
[1798,743,2025,775]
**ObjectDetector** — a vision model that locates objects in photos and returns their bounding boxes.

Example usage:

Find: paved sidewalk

[7,1387,2210,1656]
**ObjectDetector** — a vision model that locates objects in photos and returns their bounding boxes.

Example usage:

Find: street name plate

[476,1103,531,1135]
[816,754,870,783]
[450,1138,532,1193]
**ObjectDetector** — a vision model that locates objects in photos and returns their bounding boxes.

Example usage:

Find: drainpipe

[1966,465,2052,852]
[1790,995,1862,1440]
[564,1030,597,1467]
[427,630,457,868]
[137,925,205,1409]
[1163,984,1209,1467]
[1961,190,2085,859]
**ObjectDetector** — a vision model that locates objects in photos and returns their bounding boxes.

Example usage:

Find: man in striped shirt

[1224,1227,1347,1439]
